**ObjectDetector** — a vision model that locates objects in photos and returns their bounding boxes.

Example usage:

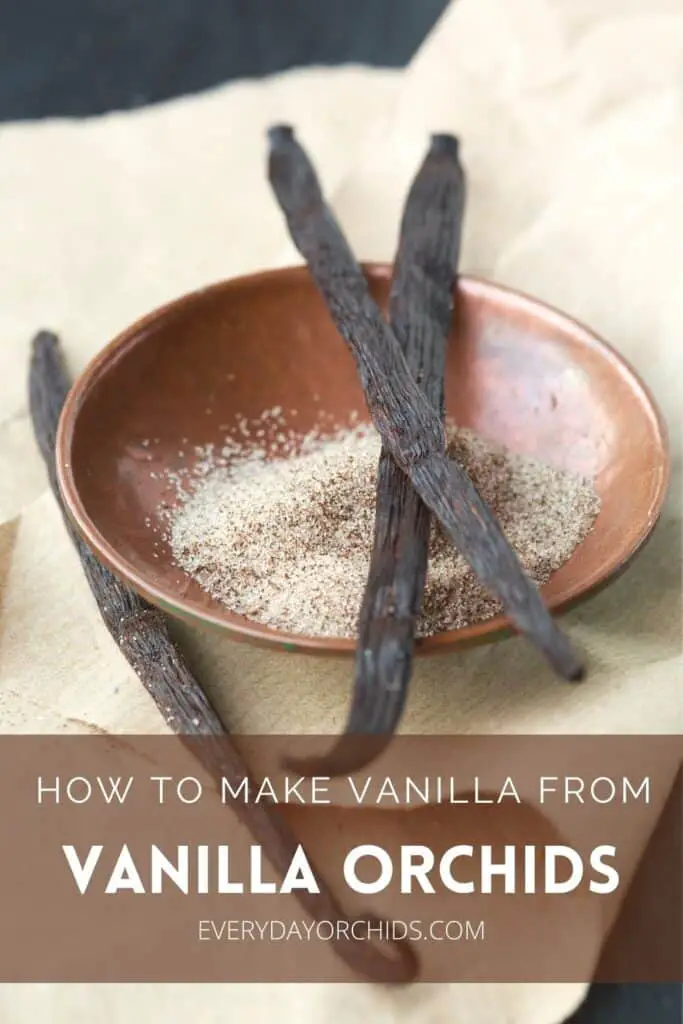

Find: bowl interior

[57,265,669,653]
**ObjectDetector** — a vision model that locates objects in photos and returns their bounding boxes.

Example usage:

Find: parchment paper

[0,1,681,1021]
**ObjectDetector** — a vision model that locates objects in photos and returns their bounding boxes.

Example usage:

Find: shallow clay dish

[56,264,669,655]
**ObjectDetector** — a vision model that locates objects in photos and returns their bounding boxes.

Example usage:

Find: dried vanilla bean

[298,135,465,777]
[267,126,584,692]
[28,330,418,985]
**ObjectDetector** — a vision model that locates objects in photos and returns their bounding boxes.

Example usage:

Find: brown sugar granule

[167,425,601,638]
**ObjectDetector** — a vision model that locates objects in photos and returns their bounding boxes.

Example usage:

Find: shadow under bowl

[56,264,670,655]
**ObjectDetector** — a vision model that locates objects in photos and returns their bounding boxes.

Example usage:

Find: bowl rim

[56,263,671,656]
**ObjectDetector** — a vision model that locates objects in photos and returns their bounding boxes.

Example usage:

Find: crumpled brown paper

[0,0,681,1020]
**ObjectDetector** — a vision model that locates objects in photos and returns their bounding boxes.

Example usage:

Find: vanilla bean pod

[267,125,584,689]
[291,135,466,778]
[28,330,418,985]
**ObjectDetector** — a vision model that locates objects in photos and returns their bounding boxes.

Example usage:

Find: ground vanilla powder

[165,424,600,638]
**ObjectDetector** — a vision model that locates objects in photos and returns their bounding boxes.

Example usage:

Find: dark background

[0,0,448,120]
[1,1,680,1020]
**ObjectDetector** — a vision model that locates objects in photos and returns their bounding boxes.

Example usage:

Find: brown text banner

[0,734,679,983]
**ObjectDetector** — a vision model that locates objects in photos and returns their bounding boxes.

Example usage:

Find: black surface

[0,0,449,120]
[0,1,679,1021]
[567,986,681,1024]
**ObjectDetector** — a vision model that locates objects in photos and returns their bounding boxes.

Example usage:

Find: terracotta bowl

[56,264,670,655]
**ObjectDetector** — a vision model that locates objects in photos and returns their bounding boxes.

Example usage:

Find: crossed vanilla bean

[288,135,466,777]
[28,331,418,985]
[267,125,584,695]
